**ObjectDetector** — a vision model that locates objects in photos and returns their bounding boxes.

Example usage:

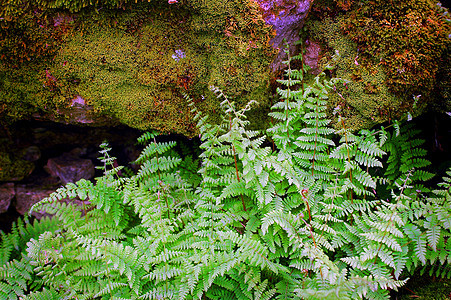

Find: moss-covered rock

[1,0,448,135]
[308,17,408,130]
[308,0,450,130]
[342,0,450,96]
[0,1,276,137]
[0,145,34,182]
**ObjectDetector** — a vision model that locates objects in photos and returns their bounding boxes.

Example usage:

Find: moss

[0,64,57,123]
[395,273,451,300]
[0,154,34,181]
[307,0,450,130]
[0,139,34,181]
[341,0,450,101]
[0,1,276,137]
[0,5,78,123]
[0,8,74,65]
[308,17,408,130]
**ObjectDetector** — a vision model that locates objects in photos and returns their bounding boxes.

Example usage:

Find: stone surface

[0,0,447,138]
[0,183,15,214]
[46,150,95,185]
[14,183,87,218]
[21,146,41,162]
[303,39,322,75]
[32,95,118,126]
[14,184,54,218]
[255,0,313,71]
[306,1,450,129]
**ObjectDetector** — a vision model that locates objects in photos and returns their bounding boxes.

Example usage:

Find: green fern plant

[381,122,435,197]
[0,43,449,300]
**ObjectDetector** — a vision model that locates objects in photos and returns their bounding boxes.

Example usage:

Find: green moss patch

[0,1,276,136]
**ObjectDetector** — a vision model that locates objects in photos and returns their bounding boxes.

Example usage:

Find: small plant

[0,46,450,300]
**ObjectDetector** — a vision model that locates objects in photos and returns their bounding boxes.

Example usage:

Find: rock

[14,184,54,218]
[32,101,117,126]
[32,94,120,126]
[0,151,35,182]
[0,183,15,214]
[14,183,87,218]
[303,39,322,75]
[46,151,95,185]
[68,147,88,157]
[0,2,275,137]
[255,0,313,71]
[21,145,41,162]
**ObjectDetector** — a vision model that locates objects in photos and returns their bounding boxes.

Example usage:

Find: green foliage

[0,217,59,299]
[381,122,434,196]
[1,48,450,299]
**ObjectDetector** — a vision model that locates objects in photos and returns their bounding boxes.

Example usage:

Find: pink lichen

[71,96,85,107]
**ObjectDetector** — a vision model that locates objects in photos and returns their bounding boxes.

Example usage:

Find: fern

[382,122,434,197]
[0,45,449,300]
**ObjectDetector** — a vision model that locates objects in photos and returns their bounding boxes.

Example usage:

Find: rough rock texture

[254,0,313,71]
[0,183,14,214]
[0,121,142,185]
[46,150,95,185]
[21,146,41,162]
[303,39,322,75]
[0,122,144,223]
[14,184,54,217]
[33,95,118,126]
[14,183,87,218]
[0,0,449,137]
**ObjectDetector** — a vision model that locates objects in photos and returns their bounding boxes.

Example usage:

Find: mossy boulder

[1,0,449,136]
[308,17,407,130]
[0,0,276,137]
[308,0,450,130]
[0,151,34,182]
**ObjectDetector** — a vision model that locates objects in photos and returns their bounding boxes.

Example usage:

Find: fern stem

[270,96,276,151]
[299,217,324,280]
[103,232,113,299]
[334,90,356,204]
[81,197,88,223]
[153,137,171,218]
[311,98,320,177]
[286,91,290,141]
[154,138,162,182]
[232,144,247,212]
[401,231,427,248]
[301,189,312,223]
[300,38,304,96]
[286,69,291,143]
[339,110,354,204]
[374,172,411,265]
[157,190,170,293]
[302,218,317,248]
[229,115,247,212]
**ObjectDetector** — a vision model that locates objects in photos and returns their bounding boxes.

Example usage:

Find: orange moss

[341,0,450,98]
